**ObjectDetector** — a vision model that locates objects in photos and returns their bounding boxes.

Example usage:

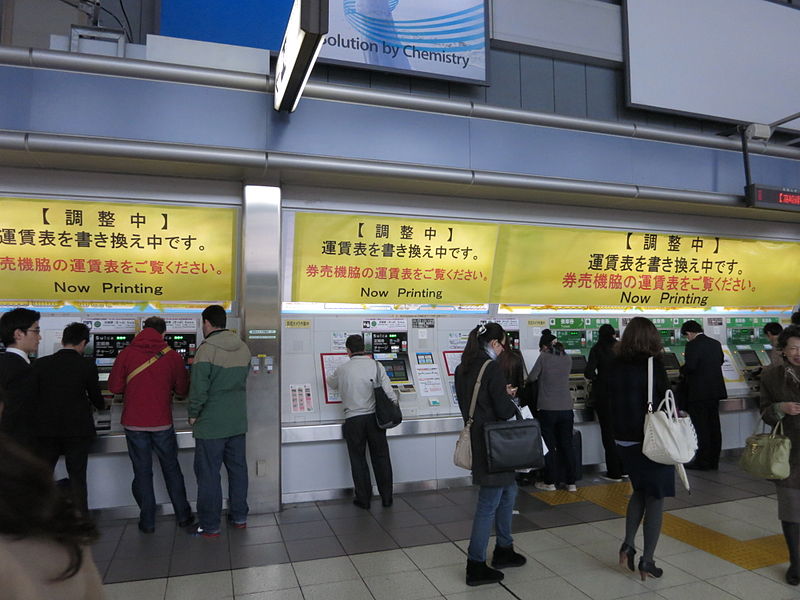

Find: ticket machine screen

[570,355,587,374]
[381,359,409,382]
[739,349,762,367]
[662,352,681,370]
[371,332,408,354]
[93,334,134,366]
[164,333,197,366]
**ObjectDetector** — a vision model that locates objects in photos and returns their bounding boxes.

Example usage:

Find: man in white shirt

[0,308,41,449]
[327,334,397,509]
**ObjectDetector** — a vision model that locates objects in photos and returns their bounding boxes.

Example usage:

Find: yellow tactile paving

[528,480,789,569]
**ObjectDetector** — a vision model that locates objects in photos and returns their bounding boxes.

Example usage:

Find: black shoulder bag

[373,361,402,429]
[484,407,545,473]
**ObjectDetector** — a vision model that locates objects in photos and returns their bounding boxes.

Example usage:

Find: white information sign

[289,383,315,413]
[362,318,407,332]
[321,353,350,403]
[415,364,445,398]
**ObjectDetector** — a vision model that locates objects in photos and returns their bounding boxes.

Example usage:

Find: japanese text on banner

[292,213,498,304]
[491,225,800,307]
[0,198,237,303]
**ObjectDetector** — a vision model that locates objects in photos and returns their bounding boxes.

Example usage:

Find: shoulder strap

[466,360,492,424]
[647,356,654,413]
[373,359,381,389]
[126,346,172,384]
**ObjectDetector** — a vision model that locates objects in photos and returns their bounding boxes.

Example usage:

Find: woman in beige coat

[759,324,800,586]
[0,387,104,600]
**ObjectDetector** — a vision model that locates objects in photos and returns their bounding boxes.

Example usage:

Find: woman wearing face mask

[454,322,526,587]
[759,324,800,586]
[528,330,576,492]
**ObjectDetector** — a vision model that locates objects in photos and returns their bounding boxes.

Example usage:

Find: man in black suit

[34,322,106,515]
[680,320,727,470]
[0,308,41,449]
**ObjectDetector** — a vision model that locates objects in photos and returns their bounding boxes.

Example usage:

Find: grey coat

[527,351,573,411]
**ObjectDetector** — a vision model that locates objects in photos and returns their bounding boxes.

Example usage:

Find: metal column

[242,185,282,513]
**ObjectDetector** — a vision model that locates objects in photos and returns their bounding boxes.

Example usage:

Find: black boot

[782,521,800,585]
[466,559,505,586]
[491,544,527,569]
[638,557,663,580]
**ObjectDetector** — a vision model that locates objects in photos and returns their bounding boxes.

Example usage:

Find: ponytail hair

[461,322,507,370]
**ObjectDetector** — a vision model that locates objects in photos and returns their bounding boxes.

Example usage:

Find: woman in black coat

[454,323,525,587]
[606,317,673,581]
[585,323,624,481]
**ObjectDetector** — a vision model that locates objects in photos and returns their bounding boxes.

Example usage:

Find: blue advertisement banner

[320,0,487,83]
[160,0,486,83]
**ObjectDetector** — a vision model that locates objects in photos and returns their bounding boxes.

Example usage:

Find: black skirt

[616,443,675,499]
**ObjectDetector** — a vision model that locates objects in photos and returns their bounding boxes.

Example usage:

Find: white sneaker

[534,482,556,492]
[566,484,578,492]
[599,474,623,483]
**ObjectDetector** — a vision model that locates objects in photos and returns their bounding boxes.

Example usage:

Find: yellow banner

[491,225,800,308]
[292,213,498,304]
[0,198,237,303]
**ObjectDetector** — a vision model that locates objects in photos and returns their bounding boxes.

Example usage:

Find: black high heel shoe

[786,567,799,586]
[638,558,663,580]
[618,543,635,572]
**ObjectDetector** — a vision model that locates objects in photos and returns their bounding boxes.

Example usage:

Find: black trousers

[38,435,94,515]
[595,400,624,479]
[687,400,721,469]
[342,414,393,505]
[538,410,577,485]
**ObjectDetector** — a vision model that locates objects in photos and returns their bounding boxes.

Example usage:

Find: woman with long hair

[0,386,103,599]
[454,323,526,587]
[528,330,576,492]
[607,317,672,580]
[759,325,800,585]
[585,323,624,481]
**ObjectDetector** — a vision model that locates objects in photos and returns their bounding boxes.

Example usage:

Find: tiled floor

[101,459,800,600]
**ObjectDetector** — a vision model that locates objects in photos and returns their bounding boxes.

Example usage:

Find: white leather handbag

[642,357,698,465]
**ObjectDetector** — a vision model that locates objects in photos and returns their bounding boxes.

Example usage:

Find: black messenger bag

[484,408,545,473]
[373,361,403,429]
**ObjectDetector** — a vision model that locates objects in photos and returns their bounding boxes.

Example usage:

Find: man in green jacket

[188,305,251,537]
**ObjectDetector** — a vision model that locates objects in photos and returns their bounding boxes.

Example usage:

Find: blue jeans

[467,482,517,562]
[124,427,192,529]
[194,434,249,532]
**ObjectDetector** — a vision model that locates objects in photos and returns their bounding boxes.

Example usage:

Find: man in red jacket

[108,316,194,533]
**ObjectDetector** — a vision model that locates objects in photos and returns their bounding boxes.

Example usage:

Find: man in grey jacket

[327,334,396,509]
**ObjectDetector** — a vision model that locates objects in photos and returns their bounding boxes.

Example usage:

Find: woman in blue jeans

[454,323,527,587]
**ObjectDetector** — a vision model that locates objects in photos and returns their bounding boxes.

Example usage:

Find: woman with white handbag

[607,317,673,581]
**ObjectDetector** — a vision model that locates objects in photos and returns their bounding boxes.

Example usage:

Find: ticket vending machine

[88,321,137,434]
[726,317,775,394]
[550,318,590,409]
[363,328,417,404]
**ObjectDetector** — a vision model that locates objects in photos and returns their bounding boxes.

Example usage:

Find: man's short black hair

[202,305,227,329]
[0,308,41,346]
[764,322,783,337]
[346,334,365,353]
[62,322,90,346]
[680,320,703,335]
[792,312,800,326]
[142,316,166,334]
